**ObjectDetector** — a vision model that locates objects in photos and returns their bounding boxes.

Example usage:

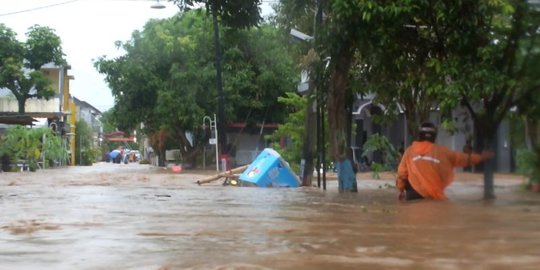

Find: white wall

[0,96,60,113]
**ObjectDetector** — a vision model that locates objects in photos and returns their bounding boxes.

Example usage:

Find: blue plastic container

[239,148,300,188]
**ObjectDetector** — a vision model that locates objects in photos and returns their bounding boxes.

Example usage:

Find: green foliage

[99,109,117,134]
[95,11,295,165]
[436,1,540,145]
[0,126,41,170]
[362,134,399,179]
[0,24,65,113]
[508,114,528,150]
[516,149,539,184]
[171,0,262,29]
[369,163,384,180]
[266,91,333,172]
[80,147,101,166]
[75,120,96,165]
[0,126,66,170]
[266,92,306,172]
[24,25,65,70]
[276,0,539,196]
[41,129,67,166]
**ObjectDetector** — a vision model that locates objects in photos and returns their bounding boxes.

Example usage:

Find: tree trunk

[474,116,498,200]
[327,47,357,192]
[17,97,26,114]
[148,129,167,167]
[482,137,496,199]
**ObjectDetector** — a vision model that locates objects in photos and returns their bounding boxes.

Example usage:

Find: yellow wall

[42,68,60,94]
[42,65,71,112]
[69,100,77,166]
[42,65,77,166]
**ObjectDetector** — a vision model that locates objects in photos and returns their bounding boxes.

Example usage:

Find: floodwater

[1,163,539,270]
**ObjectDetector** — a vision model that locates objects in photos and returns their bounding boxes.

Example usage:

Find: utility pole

[300,0,324,187]
[314,0,326,190]
[300,98,316,186]
[211,3,227,157]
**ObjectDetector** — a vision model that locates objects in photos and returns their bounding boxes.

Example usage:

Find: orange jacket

[396,141,483,200]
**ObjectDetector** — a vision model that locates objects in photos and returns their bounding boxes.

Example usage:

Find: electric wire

[0,0,279,17]
[0,0,80,17]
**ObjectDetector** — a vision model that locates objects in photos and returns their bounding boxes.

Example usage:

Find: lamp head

[151,0,166,9]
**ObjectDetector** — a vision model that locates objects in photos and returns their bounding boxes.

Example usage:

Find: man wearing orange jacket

[396,122,494,201]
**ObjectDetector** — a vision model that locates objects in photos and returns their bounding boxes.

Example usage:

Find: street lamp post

[314,0,325,190]
[290,0,325,188]
[203,114,219,171]
[290,29,316,188]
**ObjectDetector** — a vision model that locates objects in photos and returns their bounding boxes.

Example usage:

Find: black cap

[419,122,437,142]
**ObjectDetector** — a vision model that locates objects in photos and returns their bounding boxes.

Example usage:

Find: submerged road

[1,162,539,270]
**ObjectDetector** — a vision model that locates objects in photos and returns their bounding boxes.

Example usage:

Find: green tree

[170,0,263,154]
[275,0,540,197]
[516,36,540,188]
[0,24,65,114]
[328,0,540,198]
[434,1,540,198]
[170,0,262,29]
[99,109,117,134]
[95,11,295,167]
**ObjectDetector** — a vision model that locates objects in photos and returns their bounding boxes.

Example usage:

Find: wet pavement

[1,162,539,270]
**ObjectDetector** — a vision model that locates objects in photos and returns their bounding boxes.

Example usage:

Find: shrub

[0,126,67,171]
[80,147,101,166]
[362,134,399,179]
[516,148,539,185]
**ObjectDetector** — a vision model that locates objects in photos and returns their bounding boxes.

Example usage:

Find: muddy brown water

[1,163,539,270]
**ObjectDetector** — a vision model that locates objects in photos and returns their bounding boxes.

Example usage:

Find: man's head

[419,122,437,142]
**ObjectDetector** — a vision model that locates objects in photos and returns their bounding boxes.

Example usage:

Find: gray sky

[0,0,274,113]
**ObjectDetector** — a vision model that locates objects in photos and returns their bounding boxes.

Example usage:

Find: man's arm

[396,150,409,200]
[450,149,494,168]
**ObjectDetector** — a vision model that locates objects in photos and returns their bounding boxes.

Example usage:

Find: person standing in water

[396,122,494,201]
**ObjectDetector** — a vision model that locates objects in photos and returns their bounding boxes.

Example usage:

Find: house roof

[0,114,37,125]
[0,112,62,126]
[72,96,102,115]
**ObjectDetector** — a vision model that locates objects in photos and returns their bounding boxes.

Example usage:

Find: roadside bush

[516,148,539,187]
[0,126,66,171]
[80,147,101,166]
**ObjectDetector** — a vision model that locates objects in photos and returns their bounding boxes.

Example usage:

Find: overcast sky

[0,0,274,113]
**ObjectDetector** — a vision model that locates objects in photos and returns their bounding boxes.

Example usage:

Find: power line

[0,0,169,17]
[0,0,279,17]
[0,0,80,17]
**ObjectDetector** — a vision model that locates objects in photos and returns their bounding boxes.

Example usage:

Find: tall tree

[276,0,540,197]
[0,24,65,114]
[95,11,295,167]
[170,0,262,154]
[436,0,540,198]
[322,0,373,192]
[329,0,540,198]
